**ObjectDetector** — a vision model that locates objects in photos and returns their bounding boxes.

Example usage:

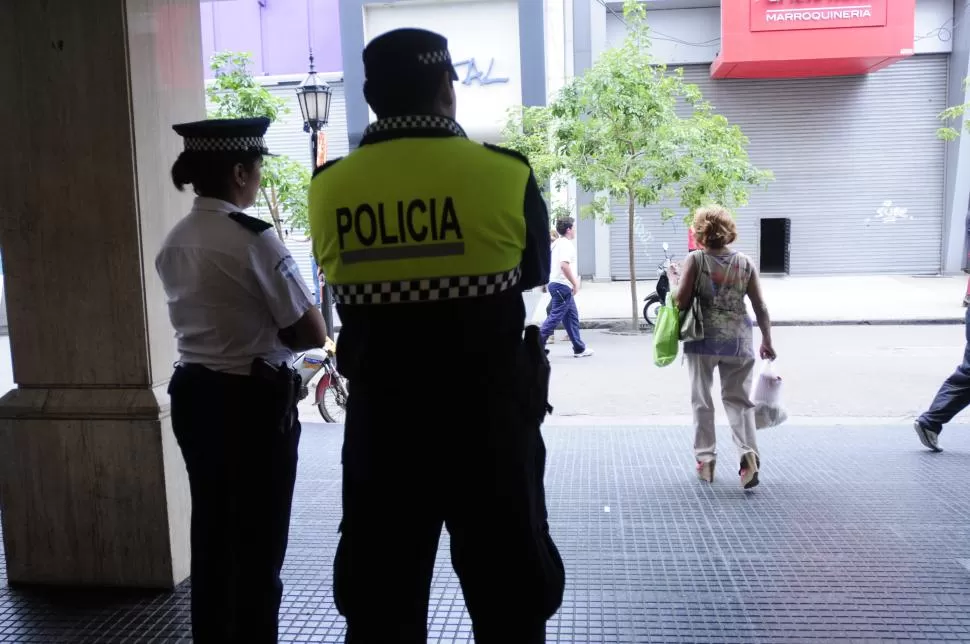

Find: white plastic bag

[753,360,787,429]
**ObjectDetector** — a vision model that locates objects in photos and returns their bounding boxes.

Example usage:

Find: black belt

[176,360,300,433]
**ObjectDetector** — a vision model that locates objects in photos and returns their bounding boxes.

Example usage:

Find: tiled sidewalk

[1,423,969,643]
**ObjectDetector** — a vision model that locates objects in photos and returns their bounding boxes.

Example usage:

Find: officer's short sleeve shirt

[156,197,314,373]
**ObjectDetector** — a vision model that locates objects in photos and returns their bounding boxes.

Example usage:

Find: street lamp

[296,51,334,337]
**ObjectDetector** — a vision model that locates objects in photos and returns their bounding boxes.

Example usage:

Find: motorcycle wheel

[642,293,662,328]
[316,371,349,424]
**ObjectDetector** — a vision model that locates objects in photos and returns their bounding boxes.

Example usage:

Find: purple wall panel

[200,2,216,73]
[310,0,342,73]
[200,0,342,78]
[211,0,264,73]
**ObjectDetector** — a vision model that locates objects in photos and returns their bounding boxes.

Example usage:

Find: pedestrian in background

[914,306,970,452]
[157,118,328,642]
[540,217,594,357]
[545,226,561,342]
[675,205,775,489]
[308,28,564,643]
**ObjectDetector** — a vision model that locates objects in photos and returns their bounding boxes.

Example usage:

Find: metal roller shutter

[609,55,948,279]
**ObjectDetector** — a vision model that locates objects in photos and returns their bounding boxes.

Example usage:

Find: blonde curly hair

[692,205,737,250]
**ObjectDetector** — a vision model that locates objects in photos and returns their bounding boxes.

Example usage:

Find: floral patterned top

[682,249,755,358]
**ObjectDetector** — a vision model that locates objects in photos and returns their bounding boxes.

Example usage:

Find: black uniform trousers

[169,364,301,643]
[333,353,566,643]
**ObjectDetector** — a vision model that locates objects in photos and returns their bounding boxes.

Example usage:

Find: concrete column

[943,0,970,274]
[0,0,201,588]
[573,0,608,279]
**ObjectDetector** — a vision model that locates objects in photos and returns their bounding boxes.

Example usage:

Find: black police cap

[363,28,459,83]
[172,117,275,155]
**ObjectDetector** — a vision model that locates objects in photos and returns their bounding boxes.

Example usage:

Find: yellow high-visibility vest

[309,136,530,305]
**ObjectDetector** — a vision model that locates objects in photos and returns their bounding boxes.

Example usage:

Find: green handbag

[653,293,680,367]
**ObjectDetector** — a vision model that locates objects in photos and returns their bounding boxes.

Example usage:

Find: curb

[575,317,966,331]
[324,317,966,336]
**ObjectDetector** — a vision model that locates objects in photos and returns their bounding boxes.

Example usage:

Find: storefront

[579,0,968,278]
[338,0,548,145]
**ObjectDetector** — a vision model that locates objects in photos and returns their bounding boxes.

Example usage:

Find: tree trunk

[260,187,286,242]
[269,185,284,242]
[627,193,639,332]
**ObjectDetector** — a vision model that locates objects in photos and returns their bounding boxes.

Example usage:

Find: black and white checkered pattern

[333,266,521,305]
[184,136,268,153]
[416,49,451,65]
[363,115,466,138]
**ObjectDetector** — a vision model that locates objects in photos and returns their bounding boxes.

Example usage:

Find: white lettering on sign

[766,5,873,22]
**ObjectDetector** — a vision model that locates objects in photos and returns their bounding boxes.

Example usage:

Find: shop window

[760,218,790,275]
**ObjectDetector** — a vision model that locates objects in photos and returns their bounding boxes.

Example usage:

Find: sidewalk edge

[574,317,965,330]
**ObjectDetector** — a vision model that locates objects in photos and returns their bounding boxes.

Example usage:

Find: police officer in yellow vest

[309,28,565,644]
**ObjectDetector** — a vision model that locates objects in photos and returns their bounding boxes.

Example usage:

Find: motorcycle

[292,336,349,424]
[642,242,675,328]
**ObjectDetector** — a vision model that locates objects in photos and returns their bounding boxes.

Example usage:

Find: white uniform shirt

[156,197,314,375]
[550,237,577,287]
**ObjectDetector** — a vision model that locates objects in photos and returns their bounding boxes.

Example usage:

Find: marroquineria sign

[750,0,888,32]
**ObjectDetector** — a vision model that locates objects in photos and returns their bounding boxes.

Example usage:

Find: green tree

[501,106,572,223]
[206,51,311,239]
[545,0,770,329]
[938,78,970,141]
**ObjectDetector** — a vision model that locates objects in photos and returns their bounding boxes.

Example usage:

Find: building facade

[569,0,970,279]
[202,0,970,279]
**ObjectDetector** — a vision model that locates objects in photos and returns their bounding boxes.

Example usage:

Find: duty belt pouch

[521,325,554,423]
[250,358,299,433]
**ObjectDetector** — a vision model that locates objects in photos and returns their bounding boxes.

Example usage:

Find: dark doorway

[760,218,790,274]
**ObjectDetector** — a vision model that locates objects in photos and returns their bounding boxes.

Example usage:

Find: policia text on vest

[336,197,463,264]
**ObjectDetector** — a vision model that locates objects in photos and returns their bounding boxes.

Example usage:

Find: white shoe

[573,348,594,358]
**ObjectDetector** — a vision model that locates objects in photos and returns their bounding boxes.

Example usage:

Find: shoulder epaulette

[483,143,531,167]
[312,156,344,179]
[229,212,274,234]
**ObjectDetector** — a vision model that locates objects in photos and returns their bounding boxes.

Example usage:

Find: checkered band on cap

[364,115,466,138]
[416,49,451,65]
[184,136,268,153]
[333,266,521,305]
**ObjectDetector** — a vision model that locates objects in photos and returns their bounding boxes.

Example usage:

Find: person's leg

[445,379,565,644]
[334,387,443,643]
[687,354,718,468]
[919,314,970,436]
[717,357,759,459]
[170,369,234,643]
[562,293,588,355]
[174,369,303,643]
[234,405,302,641]
[539,284,570,345]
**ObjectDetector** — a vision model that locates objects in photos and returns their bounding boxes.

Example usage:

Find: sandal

[739,453,760,490]
[696,460,715,483]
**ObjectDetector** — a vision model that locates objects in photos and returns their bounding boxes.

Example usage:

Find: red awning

[712,0,915,80]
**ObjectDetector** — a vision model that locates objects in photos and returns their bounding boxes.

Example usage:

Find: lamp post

[296,51,334,337]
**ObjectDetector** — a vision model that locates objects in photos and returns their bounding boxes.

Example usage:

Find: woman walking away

[675,205,776,489]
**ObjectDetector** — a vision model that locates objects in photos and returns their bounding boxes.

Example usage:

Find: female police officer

[156,117,328,642]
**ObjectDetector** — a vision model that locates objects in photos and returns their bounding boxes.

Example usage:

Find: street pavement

[3,423,968,642]
[539,325,970,427]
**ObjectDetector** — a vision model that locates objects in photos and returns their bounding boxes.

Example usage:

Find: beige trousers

[686,354,759,464]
